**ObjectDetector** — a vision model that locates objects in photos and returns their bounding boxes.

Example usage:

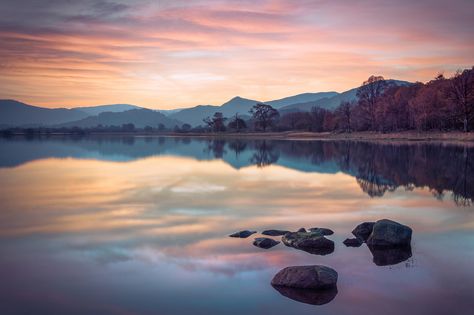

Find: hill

[265,92,339,108]
[0,99,89,127]
[60,109,182,129]
[74,104,144,115]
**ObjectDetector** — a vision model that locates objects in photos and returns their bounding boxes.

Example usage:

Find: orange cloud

[0,0,473,107]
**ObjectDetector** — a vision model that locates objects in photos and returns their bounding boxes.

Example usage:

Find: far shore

[4,130,474,144]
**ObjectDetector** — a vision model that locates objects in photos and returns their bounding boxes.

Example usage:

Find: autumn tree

[278,112,311,130]
[249,103,279,131]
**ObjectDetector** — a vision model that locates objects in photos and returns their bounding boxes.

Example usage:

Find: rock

[368,245,412,266]
[253,237,280,249]
[262,229,290,236]
[351,222,375,241]
[282,231,334,255]
[343,238,363,247]
[271,265,338,289]
[229,230,256,238]
[366,219,412,247]
[272,286,338,305]
[297,227,307,233]
[308,227,334,236]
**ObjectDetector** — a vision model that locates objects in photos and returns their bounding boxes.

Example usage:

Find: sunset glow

[1,0,473,108]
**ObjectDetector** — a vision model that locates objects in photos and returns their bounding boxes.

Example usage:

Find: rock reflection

[272,286,338,305]
[368,245,413,266]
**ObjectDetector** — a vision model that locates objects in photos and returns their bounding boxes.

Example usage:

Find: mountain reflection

[0,136,472,205]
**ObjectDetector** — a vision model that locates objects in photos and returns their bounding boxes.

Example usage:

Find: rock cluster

[229,219,413,306]
[346,219,413,266]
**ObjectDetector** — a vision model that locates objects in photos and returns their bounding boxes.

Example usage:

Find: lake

[0,136,473,315]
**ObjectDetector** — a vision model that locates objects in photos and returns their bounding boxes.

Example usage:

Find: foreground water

[0,136,473,315]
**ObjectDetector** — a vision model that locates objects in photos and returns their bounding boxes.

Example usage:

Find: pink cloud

[0,0,472,107]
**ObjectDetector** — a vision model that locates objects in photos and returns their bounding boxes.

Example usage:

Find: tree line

[199,67,474,133]
[2,67,472,135]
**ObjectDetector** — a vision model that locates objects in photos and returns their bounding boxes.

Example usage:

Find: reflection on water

[272,286,338,305]
[0,136,473,315]
[0,136,472,205]
[368,245,413,266]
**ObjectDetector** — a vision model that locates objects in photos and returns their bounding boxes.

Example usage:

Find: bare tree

[335,101,354,132]
[203,112,227,132]
[249,103,279,131]
[356,75,389,130]
[228,113,247,132]
[450,68,474,132]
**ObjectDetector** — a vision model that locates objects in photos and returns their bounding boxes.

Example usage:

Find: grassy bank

[4,130,474,143]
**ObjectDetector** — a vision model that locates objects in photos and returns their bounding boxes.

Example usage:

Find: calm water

[0,136,473,315]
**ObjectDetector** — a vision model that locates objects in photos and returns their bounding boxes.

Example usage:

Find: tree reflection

[249,140,279,167]
[1,136,472,205]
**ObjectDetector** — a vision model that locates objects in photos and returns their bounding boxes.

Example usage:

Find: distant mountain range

[74,104,142,116]
[0,80,410,128]
[59,109,181,129]
[0,100,89,127]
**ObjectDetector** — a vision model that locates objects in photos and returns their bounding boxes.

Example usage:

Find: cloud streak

[0,0,473,108]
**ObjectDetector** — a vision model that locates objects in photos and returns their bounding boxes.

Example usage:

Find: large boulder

[253,237,280,249]
[351,222,375,241]
[366,219,412,247]
[229,230,256,238]
[262,229,290,236]
[272,286,338,305]
[308,227,334,236]
[282,230,334,255]
[271,265,338,289]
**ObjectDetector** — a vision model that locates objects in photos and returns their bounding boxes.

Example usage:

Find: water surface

[0,136,473,315]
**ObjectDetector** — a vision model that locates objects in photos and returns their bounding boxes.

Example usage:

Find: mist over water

[0,136,473,315]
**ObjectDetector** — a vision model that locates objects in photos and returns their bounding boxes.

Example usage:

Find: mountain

[279,80,411,113]
[170,97,259,127]
[0,99,89,127]
[74,104,143,116]
[265,92,339,108]
[219,96,260,115]
[157,108,185,116]
[169,105,220,127]
[60,108,182,128]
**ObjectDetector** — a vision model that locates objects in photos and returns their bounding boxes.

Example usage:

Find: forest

[201,67,474,133]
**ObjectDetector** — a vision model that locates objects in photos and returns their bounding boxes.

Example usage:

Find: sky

[0,0,473,109]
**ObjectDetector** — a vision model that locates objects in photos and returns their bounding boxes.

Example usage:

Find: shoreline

[3,130,474,143]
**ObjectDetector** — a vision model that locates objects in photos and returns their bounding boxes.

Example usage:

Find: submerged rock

[351,222,375,241]
[308,227,334,236]
[271,265,338,289]
[282,230,335,255]
[366,219,412,247]
[343,238,363,247]
[229,230,256,238]
[272,286,338,305]
[368,244,412,266]
[253,237,280,249]
[261,229,290,236]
